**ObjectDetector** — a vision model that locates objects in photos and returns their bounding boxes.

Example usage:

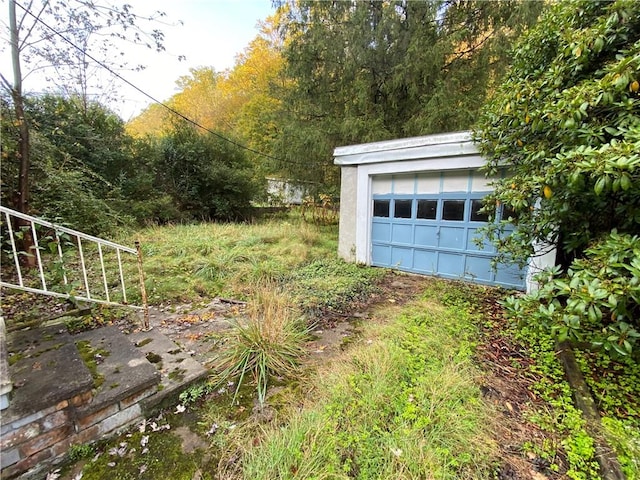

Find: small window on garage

[373,199,390,217]
[394,200,412,218]
[417,199,437,220]
[470,199,491,222]
[442,200,465,221]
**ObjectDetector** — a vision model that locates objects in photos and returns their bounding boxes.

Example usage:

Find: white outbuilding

[333,131,556,292]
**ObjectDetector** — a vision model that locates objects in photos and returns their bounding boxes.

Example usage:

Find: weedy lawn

[22,214,638,480]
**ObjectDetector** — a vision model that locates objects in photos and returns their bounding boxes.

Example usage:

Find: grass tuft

[214,285,310,406]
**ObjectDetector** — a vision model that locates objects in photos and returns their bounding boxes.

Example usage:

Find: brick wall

[1,384,157,479]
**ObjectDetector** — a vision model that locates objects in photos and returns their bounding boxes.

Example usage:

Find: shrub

[504,232,640,357]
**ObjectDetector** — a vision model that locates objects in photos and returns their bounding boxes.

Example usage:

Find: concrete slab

[129,328,209,409]
[3,325,93,423]
[73,326,160,415]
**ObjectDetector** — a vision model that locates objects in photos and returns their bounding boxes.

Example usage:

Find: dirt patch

[475,289,565,479]
[304,272,429,364]
[174,425,209,453]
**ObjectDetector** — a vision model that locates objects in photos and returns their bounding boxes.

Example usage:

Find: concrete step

[128,328,209,410]
[3,324,94,422]
[73,326,161,417]
[2,323,209,478]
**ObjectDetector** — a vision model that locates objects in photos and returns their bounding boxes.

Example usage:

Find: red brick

[76,403,119,430]
[70,391,93,407]
[0,423,41,451]
[71,423,100,445]
[49,437,73,458]
[9,444,53,476]
[97,404,142,436]
[19,425,72,457]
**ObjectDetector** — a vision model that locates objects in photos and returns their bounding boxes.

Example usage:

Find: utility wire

[14,0,315,168]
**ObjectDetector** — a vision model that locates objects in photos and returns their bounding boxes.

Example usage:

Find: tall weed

[214,285,309,406]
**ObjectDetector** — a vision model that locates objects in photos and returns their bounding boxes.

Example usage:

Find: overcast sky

[1,0,275,119]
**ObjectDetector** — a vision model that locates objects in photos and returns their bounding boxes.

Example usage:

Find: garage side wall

[338,166,358,262]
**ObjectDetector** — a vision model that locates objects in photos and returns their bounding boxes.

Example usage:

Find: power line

[13,0,318,168]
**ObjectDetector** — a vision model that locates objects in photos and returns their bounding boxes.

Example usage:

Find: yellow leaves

[525,113,531,124]
[517,139,523,147]
[126,26,285,141]
[630,80,639,93]
[543,185,553,199]
[573,45,582,58]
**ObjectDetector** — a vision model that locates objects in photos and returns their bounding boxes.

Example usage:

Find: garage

[334,131,555,292]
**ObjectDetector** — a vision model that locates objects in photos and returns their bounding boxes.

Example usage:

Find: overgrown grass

[288,259,386,317]
[128,219,338,304]
[214,285,310,406]
[242,284,497,479]
[511,315,640,479]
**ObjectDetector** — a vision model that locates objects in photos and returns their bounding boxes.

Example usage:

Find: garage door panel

[414,225,438,247]
[372,244,391,266]
[371,189,526,290]
[495,262,526,287]
[439,226,465,250]
[438,252,465,276]
[391,224,413,244]
[466,228,495,253]
[391,247,413,269]
[372,222,391,242]
[414,250,437,273]
[464,256,493,282]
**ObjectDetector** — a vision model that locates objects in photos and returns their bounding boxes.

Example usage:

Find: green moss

[75,340,109,390]
[168,368,185,382]
[8,353,24,366]
[136,338,153,347]
[145,352,162,364]
[75,429,211,480]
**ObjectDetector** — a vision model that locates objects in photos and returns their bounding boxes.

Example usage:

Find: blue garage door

[371,194,526,289]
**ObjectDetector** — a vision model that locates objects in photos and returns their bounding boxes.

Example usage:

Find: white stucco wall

[337,166,358,261]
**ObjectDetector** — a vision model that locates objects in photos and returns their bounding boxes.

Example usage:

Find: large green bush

[505,232,640,356]
[474,0,640,355]
[157,124,257,221]
[475,0,640,264]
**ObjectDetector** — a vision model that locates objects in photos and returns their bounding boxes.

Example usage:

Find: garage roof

[333,131,477,166]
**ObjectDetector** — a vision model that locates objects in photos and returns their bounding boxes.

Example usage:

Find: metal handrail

[0,206,149,329]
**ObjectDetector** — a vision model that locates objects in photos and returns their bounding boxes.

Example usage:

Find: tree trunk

[556,342,627,480]
[9,0,36,268]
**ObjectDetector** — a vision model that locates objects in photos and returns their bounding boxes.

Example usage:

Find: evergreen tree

[272,0,542,189]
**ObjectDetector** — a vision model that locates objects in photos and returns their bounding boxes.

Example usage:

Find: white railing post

[135,241,150,331]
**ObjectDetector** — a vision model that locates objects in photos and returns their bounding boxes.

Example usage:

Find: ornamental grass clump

[215,286,309,406]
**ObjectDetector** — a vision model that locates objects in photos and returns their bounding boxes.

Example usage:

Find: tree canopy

[271,0,542,189]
